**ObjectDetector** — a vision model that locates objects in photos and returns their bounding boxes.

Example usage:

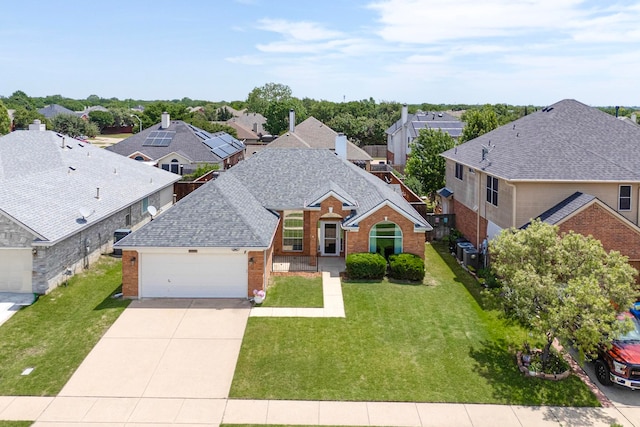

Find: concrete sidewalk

[1,396,640,426]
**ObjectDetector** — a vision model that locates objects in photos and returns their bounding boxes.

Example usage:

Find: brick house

[116,148,431,299]
[106,112,245,174]
[0,126,179,294]
[440,99,640,270]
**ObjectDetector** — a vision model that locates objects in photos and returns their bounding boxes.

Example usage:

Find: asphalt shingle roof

[387,111,463,138]
[118,148,430,248]
[441,99,640,181]
[0,130,180,244]
[106,120,244,163]
[520,192,596,229]
[37,104,76,119]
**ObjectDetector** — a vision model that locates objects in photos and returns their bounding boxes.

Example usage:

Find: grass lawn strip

[230,243,598,406]
[0,256,129,396]
[0,422,32,427]
[261,276,323,308]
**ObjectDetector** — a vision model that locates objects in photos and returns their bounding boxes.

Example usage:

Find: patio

[272,256,345,275]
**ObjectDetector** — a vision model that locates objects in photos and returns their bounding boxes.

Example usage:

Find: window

[170,159,179,174]
[282,211,303,251]
[369,222,403,258]
[455,163,464,180]
[486,175,498,206]
[620,185,632,211]
[142,197,149,215]
[134,156,144,161]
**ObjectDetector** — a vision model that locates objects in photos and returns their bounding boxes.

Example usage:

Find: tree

[490,219,637,368]
[11,107,48,130]
[404,129,455,198]
[460,106,499,142]
[246,83,292,115]
[0,101,11,135]
[51,114,98,138]
[187,116,238,138]
[6,90,34,110]
[109,108,135,127]
[263,98,307,135]
[88,110,114,131]
[217,106,233,121]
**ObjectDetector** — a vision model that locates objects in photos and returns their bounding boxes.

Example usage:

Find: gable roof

[269,116,372,162]
[0,130,180,245]
[106,120,245,163]
[37,104,76,119]
[387,111,463,139]
[441,99,640,182]
[521,192,596,228]
[228,111,267,135]
[117,148,430,248]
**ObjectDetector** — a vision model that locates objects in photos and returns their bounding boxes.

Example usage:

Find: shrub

[388,253,425,282]
[346,252,387,280]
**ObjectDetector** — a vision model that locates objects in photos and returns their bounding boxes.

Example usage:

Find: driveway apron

[59,298,250,399]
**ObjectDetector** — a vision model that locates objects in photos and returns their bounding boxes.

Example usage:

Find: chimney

[161,112,170,129]
[401,104,408,125]
[632,113,637,124]
[289,109,295,132]
[335,133,347,160]
[252,122,258,133]
[28,119,46,131]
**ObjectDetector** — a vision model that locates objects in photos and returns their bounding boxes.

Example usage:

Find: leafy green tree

[460,106,499,142]
[11,107,48,130]
[51,114,98,138]
[490,219,638,368]
[109,108,135,127]
[88,110,114,131]
[246,83,292,115]
[404,129,455,199]
[0,100,11,134]
[141,102,189,128]
[217,106,233,121]
[264,98,307,135]
[6,90,34,110]
[187,116,238,138]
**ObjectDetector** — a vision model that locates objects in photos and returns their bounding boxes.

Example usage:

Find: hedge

[345,252,387,280]
[388,253,425,281]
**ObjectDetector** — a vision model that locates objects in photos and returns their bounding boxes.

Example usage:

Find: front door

[321,222,340,256]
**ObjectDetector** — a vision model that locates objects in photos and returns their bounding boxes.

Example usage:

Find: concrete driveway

[59,298,250,399]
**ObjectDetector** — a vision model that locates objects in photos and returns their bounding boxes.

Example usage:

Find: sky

[1,0,639,106]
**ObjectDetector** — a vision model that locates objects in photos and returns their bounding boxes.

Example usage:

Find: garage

[0,248,32,293]
[139,252,247,298]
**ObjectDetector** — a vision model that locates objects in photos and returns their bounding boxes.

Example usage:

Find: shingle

[37,104,76,119]
[442,99,640,181]
[0,130,180,243]
[521,192,596,228]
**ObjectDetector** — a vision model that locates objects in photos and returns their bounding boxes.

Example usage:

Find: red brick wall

[122,250,139,298]
[248,249,270,297]
[387,150,395,165]
[452,199,487,247]
[559,204,640,261]
[347,205,425,259]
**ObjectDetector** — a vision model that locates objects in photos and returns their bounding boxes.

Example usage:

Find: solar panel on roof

[143,130,176,147]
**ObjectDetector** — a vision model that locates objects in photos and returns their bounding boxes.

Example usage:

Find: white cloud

[256,18,344,42]
[225,55,265,65]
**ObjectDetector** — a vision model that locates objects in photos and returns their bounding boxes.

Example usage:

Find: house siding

[346,205,425,259]
[558,203,640,262]
[0,215,35,248]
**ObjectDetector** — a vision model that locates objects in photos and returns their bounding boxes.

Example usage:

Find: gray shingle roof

[387,111,463,138]
[117,172,279,248]
[441,99,640,181]
[106,121,244,163]
[269,117,372,162]
[118,148,430,248]
[520,192,596,229]
[37,104,76,119]
[0,130,180,244]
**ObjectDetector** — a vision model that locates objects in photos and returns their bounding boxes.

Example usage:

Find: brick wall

[248,248,271,297]
[347,205,425,259]
[559,203,640,261]
[452,199,487,247]
[122,250,139,298]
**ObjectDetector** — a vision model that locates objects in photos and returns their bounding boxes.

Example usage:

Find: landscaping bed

[230,243,598,406]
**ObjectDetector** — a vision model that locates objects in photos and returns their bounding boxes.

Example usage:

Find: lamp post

[131,114,142,133]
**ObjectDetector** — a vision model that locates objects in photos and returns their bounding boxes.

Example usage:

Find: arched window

[170,159,179,174]
[369,222,402,258]
[134,156,144,161]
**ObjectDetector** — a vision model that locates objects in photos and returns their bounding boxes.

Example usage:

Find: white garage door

[140,252,248,298]
[0,249,32,293]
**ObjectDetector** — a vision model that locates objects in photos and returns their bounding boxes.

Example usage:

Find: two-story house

[440,99,640,267]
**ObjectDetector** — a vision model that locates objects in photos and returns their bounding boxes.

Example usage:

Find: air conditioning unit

[463,247,479,270]
[456,242,474,261]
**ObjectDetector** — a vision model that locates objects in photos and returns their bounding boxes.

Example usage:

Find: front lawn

[0,256,129,396]
[230,243,598,406]
[261,276,323,308]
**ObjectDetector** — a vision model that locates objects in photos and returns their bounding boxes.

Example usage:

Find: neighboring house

[0,126,179,294]
[440,99,640,269]
[223,120,261,144]
[228,111,268,138]
[37,104,76,119]
[116,148,432,299]
[268,114,373,169]
[77,105,109,120]
[387,104,464,167]
[106,112,245,174]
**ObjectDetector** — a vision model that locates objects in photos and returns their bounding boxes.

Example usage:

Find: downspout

[263,249,267,289]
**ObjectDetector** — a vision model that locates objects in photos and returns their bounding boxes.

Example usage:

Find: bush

[346,252,387,280]
[388,253,425,282]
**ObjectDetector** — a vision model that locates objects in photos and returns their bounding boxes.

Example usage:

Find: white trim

[343,200,431,231]
[619,184,632,212]
[306,190,357,209]
[320,221,341,256]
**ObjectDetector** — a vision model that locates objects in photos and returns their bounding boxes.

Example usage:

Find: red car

[595,313,640,390]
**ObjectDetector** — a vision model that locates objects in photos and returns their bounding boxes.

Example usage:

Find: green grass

[94,133,132,139]
[261,276,323,308]
[0,256,129,396]
[0,422,32,427]
[230,243,599,406]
